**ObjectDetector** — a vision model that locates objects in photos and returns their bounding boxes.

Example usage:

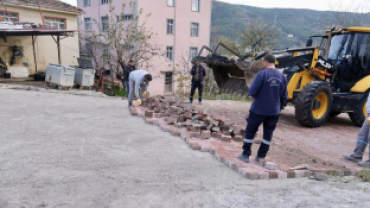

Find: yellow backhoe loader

[193,27,370,127]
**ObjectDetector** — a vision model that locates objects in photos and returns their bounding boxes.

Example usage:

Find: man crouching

[128,69,152,106]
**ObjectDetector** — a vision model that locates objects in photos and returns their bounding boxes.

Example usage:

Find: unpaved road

[0,87,370,208]
[202,100,368,171]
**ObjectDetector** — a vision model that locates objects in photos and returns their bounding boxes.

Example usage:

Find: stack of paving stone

[143,95,245,142]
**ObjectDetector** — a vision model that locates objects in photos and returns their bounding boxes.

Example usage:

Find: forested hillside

[211,1,370,50]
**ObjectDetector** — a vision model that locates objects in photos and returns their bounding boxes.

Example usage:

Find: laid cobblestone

[130,104,357,181]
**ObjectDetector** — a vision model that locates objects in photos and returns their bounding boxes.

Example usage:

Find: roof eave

[4,3,83,15]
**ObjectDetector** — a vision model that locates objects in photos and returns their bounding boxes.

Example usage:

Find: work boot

[238,153,249,163]
[343,154,363,163]
[358,160,370,168]
[255,156,265,163]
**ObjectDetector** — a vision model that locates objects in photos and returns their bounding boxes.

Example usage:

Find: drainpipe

[209,0,213,50]
[80,8,84,58]
[37,0,45,27]
[134,0,139,67]
[173,0,177,69]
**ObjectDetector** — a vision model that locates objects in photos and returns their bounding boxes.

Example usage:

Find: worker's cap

[129,59,135,63]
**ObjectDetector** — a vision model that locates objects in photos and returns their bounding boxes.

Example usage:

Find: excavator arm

[193,42,328,96]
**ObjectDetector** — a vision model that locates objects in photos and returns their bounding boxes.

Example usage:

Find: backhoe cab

[193,27,370,127]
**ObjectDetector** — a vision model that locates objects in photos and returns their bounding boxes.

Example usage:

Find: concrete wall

[0,5,80,75]
[78,0,212,95]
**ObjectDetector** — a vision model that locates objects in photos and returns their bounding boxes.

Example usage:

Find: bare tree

[173,51,192,99]
[217,36,244,56]
[79,0,163,93]
[324,0,370,29]
[172,49,218,100]
[213,19,278,56]
[238,19,278,53]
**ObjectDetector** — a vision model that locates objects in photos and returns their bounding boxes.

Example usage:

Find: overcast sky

[61,0,368,11]
[217,0,368,11]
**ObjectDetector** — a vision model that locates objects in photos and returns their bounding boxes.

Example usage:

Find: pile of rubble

[143,95,245,142]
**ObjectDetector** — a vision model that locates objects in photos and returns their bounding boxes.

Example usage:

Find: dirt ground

[1,86,370,207]
[201,100,367,171]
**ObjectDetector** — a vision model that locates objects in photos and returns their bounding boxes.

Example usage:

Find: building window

[165,72,173,93]
[117,14,133,22]
[166,46,174,61]
[167,0,175,7]
[103,44,109,56]
[189,47,198,60]
[191,23,199,37]
[192,0,200,12]
[84,18,91,30]
[167,19,174,34]
[0,11,19,22]
[101,0,109,4]
[101,16,109,32]
[122,44,134,51]
[45,17,66,30]
[84,0,91,6]
[123,14,133,21]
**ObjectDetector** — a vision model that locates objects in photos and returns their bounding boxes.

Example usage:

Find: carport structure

[0,28,77,73]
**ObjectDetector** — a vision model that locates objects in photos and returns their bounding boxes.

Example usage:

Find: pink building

[77,0,212,95]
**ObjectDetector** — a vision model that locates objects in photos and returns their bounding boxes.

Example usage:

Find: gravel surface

[0,88,369,208]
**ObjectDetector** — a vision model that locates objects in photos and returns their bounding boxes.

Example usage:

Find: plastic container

[70,58,95,89]
[74,67,95,89]
[7,66,29,78]
[45,64,75,89]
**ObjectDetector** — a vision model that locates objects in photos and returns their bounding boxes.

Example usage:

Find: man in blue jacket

[238,54,288,163]
[123,60,136,93]
[189,62,206,105]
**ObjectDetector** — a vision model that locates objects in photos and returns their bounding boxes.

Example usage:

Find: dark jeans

[124,81,129,93]
[242,111,280,158]
[190,81,203,102]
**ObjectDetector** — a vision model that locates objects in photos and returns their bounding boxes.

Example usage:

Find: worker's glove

[137,99,142,106]
[142,91,147,97]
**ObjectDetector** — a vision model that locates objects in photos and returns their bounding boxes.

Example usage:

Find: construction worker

[189,62,206,105]
[238,54,288,163]
[343,96,370,167]
[123,59,136,93]
[128,69,152,106]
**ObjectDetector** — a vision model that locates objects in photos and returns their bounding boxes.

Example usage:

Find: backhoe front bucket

[193,55,264,96]
[192,43,264,97]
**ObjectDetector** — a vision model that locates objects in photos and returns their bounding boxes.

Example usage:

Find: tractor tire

[294,81,332,127]
[348,93,368,127]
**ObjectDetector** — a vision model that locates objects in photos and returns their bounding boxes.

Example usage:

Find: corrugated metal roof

[1,0,82,13]
[0,27,78,36]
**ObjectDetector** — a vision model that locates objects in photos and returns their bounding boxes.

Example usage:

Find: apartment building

[78,0,212,95]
